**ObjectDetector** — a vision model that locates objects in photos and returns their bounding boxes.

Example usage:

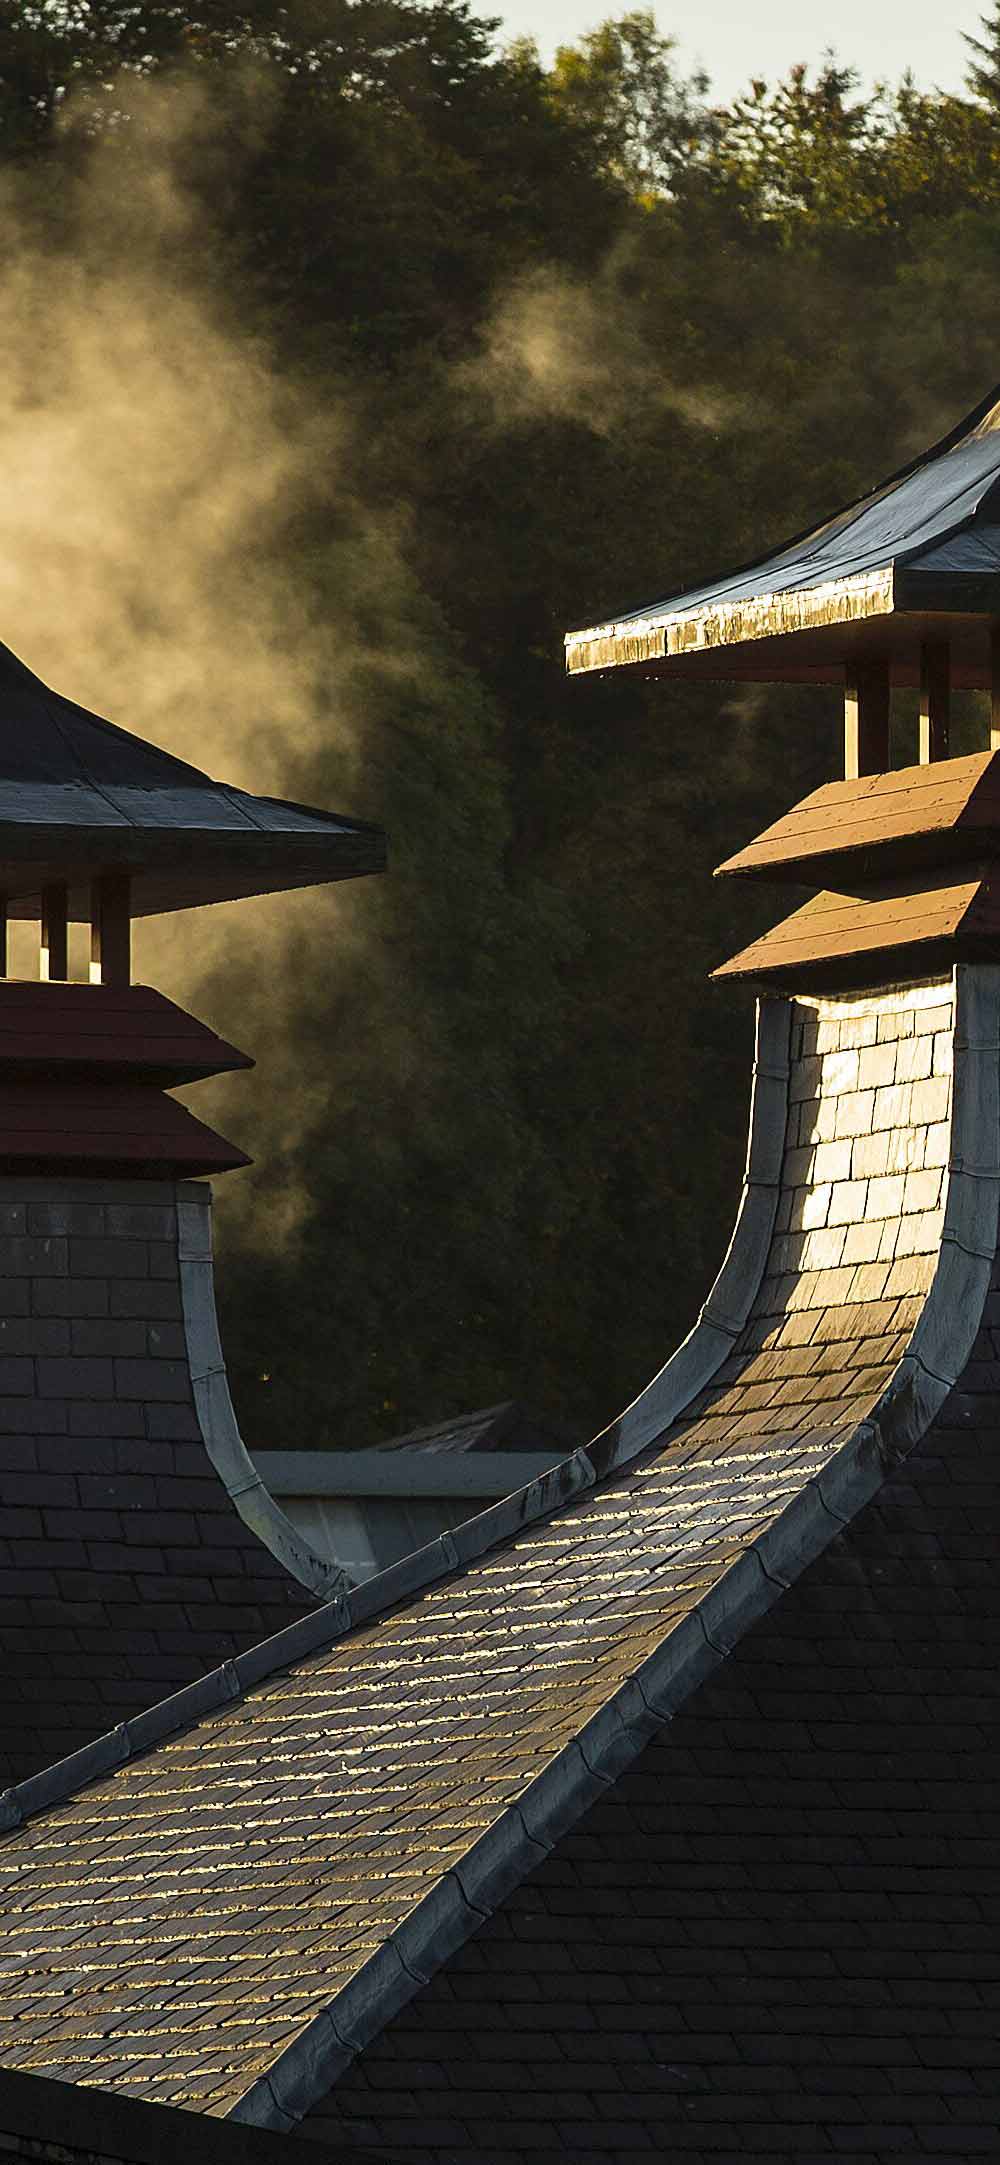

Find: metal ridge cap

[252,1448,569,1500]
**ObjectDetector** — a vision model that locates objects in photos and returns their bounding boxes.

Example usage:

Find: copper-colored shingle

[716,751,1000,887]
[715,868,1000,987]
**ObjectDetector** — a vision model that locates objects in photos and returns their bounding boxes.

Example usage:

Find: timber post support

[844,658,890,779]
[90,872,132,988]
[919,640,950,764]
[40,883,69,983]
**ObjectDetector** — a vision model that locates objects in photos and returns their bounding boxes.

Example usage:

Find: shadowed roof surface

[0,638,384,915]
[0,982,965,2127]
[565,383,1000,683]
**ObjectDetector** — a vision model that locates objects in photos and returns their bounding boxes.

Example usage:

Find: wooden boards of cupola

[713,746,1000,991]
[0,983,254,1177]
[716,750,1000,890]
[714,869,1000,992]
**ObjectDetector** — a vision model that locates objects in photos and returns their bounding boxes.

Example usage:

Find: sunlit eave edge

[565,565,903,676]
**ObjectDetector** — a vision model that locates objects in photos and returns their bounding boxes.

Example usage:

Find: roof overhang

[565,568,1000,688]
[0,815,385,919]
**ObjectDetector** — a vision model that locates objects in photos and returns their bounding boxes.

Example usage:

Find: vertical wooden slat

[0,901,8,980]
[918,640,950,764]
[991,627,1000,751]
[89,872,131,987]
[844,658,890,779]
[40,884,69,982]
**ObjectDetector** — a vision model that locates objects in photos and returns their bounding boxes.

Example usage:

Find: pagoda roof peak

[565,381,1000,689]
[0,636,384,918]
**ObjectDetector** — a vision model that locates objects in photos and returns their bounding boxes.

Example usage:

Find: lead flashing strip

[176,1189,350,1604]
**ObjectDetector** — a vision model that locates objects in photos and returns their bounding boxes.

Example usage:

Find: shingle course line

[0,971,997,2133]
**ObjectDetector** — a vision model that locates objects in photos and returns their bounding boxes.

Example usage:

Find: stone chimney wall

[0,1177,339,1785]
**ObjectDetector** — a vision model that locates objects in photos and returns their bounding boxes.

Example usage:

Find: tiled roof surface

[0,1180,327,1785]
[306,1312,1000,2162]
[0,983,962,2122]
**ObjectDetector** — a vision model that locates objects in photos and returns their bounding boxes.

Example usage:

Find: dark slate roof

[0,2061,388,2165]
[0,639,384,916]
[0,977,981,2128]
[565,383,1000,685]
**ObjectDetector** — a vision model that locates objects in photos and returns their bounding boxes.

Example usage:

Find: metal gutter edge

[563,569,895,676]
[587,994,790,1473]
[176,1188,351,1604]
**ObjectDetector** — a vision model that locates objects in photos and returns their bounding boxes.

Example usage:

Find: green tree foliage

[544,9,710,196]
[965,1,1000,106]
[1,1,999,1446]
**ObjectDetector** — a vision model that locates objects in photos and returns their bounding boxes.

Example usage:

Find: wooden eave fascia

[565,563,1000,683]
[565,565,897,677]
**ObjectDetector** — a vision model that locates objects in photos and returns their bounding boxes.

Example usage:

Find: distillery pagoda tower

[567,382,1000,990]
[0,632,384,1780]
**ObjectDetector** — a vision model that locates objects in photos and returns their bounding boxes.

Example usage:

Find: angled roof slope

[565,384,1000,683]
[0,971,995,2129]
[715,868,1000,988]
[716,749,1000,887]
[0,638,384,916]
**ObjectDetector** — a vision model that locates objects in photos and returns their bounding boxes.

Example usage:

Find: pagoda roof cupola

[565,383,1000,703]
[566,381,1000,993]
[0,637,383,931]
[0,632,385,1176]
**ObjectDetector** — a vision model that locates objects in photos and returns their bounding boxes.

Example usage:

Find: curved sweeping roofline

[565,379,1000,686]
[0,968,994,2129]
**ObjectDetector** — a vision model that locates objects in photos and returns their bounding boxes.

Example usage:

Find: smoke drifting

[462,259,739,435]
[0,69,405,1205]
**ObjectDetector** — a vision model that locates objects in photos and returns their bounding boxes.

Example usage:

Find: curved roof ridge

[0,968,995,2127]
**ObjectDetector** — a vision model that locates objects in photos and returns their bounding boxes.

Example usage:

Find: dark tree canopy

[0,0,997,1446]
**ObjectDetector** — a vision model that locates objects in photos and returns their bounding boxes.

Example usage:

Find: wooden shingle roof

[716,750,1000,888]
[714,869,1000,990]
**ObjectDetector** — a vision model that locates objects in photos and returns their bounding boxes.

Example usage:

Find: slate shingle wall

[0,1178,315,1783]
[300,1351,1000,2163]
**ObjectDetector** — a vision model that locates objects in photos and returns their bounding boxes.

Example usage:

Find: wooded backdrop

[3,0,1000,1448]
